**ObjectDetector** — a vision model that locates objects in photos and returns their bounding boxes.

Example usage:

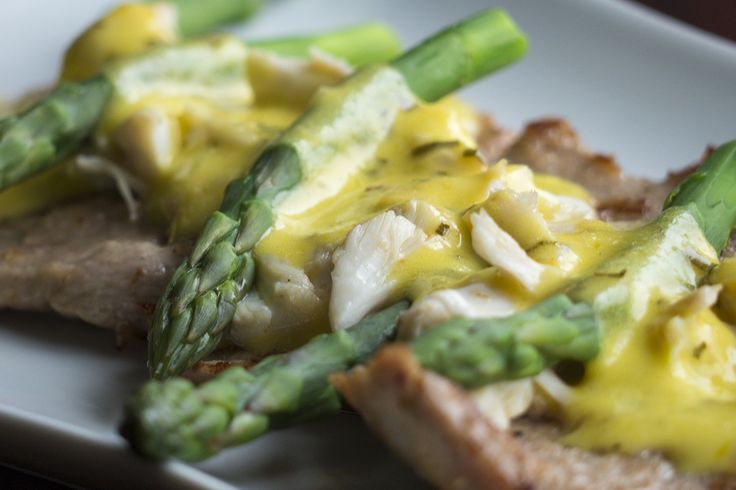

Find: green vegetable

[0,78,111,190]
[250,22,402,66]
[0,24,402,193]
[125,295,591,461]
[664,140,736,253]
[392,8,528,102]
[413,294,598,388]
[147,8,529,379]
[162,0,264,38]
[122,302,407,462]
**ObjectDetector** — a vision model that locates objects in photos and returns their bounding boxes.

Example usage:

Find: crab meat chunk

[330,210,428,330]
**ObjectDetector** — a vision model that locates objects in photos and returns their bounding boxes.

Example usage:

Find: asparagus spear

[664,140,736,252]
[250,22,401,67]
[0,25,401,192]
[163,0,264,38]
[392,8,528,102]
[412,294,598,388]
[122,302,407,462]
[147,8,528,379]
[0,78,112,190]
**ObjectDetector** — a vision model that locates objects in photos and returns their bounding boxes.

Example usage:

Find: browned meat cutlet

[0,197,188,341]
[331,345,736,490]
[500,118,708,221]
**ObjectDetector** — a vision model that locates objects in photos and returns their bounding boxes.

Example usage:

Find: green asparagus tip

[664,140,736,253]
[121,369,269,462]
[127,302,407,461]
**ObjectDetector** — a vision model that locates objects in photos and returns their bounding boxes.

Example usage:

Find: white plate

[1,1,735,488]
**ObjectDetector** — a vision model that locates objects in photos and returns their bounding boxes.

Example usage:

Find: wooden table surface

[2,1,734,489]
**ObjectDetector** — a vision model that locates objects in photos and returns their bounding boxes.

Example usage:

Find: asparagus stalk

[392,9,528,102]
[664,140,736,253]
[163,0,264,38]
[122,302,407,462]
[412,295,598,388]
[0,25,401,192]
[148,8,528,379]
[250,22,401,66]
[123,295,590,461]
[0,78,112,190]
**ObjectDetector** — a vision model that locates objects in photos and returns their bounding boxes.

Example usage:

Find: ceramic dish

[1,0,735,488]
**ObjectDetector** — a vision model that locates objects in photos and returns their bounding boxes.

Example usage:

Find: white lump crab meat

[393,163,600,431]
[247,48,352,106]
[329,201,452,330]
[230,249,332,355]
[400,161,594,342]
[398,283,517,340]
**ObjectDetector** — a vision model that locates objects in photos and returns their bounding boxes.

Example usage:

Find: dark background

[637,0,736,43]
[2,1,735,489]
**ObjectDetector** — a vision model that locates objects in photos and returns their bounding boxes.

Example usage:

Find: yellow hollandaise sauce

[565,305,736,473]
[562,210,736,473]
[60,3,178,82]
[258,99,488,271]
[130,100,301,239]
[254,97,628,345]
[0,163,95,221]
[709,257,736,325]
[257,98,611,283]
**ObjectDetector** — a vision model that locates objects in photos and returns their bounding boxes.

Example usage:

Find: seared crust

[333,345,734,490]
[476,115,517,163]
[500,119,700,221]
[332,345,526,490]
